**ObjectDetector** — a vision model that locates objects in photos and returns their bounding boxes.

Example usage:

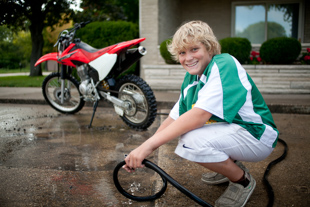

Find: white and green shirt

[170,53,278,148]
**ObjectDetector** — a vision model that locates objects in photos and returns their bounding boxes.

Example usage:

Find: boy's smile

[178,42,213,77]
[186,61,198,67]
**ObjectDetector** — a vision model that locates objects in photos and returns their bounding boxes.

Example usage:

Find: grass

[0,66,48,87]
[0,65,137,87]
[0,67,30,74]
[0,76,46,87]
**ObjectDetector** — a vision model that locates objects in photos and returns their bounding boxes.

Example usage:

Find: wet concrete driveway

[1,103,310,207]
[0,103,162,207]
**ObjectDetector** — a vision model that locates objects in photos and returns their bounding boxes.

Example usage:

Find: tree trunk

[29,24,44,77]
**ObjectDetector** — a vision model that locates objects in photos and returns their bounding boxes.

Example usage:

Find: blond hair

[167,20,221,62]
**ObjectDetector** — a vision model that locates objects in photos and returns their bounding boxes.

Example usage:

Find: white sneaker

[215,172,256,207]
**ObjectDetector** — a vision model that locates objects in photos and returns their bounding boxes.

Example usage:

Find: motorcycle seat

[76,41,100,53]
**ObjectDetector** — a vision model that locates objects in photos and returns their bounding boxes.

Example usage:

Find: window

[233,2,302,44]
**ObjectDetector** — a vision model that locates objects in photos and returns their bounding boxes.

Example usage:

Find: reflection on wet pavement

[0,104,161,206]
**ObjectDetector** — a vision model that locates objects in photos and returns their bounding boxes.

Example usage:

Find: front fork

[59,64,95,128]
[59,64,96,128]
[59,64,71,104]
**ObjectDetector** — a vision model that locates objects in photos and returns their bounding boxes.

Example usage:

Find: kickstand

[88,100,99,128]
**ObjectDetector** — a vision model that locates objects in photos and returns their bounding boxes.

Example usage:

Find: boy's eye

[179,51,185,55]
[192,48,198,52]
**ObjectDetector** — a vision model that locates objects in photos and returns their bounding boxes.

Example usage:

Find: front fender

[35,53,59,66]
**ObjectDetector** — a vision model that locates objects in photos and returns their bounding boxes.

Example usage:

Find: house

[139,0,310,93]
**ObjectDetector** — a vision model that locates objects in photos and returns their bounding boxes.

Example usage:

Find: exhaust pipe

[138,46,147,55]
[119,46,147,71]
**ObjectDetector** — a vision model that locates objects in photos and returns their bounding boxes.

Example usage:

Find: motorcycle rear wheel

[42,73,85,114]
[115,75,157,130]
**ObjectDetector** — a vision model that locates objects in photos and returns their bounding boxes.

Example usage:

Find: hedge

[76,21,139,48]
[219,37,252,64]
[260,37,301,64]
[159,38,177,64]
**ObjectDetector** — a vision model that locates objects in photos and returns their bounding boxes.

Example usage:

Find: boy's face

[178,42,212,77]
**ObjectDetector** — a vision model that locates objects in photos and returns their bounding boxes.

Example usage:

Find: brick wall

[139,0,159,79]
[140,0,309,67]
[139,0,310,93]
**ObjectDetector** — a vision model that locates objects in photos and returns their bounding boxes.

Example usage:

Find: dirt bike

[35,21,157,130]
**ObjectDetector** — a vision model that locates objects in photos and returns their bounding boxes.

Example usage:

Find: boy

[123,20,278,207]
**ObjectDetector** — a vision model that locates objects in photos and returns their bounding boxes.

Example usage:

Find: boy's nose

[185,53,193,61]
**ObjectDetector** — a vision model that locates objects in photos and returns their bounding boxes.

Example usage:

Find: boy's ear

[208,50,214,57]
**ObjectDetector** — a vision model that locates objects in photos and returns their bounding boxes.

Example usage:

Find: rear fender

[109,38,146,54]
[35,53,59,66]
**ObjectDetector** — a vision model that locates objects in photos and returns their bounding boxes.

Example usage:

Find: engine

[79,79,93,96]
[76,64,98,101]
[76,64,89,81]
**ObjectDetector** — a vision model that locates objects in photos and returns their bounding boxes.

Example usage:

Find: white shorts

[175,123,273,163]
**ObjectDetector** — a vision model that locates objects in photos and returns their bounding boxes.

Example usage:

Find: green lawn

[0,67,48,87]
[0,68,30,74]
[0,76,46,87]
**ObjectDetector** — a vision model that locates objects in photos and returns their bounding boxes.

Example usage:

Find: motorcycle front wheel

[115,75,157,130]
[42,72,85,114]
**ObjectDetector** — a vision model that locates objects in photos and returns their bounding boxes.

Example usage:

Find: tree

[73,0,139,23]
[236,21,286,44]
[0,25,14,42]
[0,0,75,76]
[0,25,30,69]
[0,26,19,69]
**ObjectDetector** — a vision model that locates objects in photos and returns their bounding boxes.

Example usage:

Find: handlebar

[54,21,91,47]
[70,20,91,33]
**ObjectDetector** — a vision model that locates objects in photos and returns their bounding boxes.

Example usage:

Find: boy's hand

[123,143,153,173]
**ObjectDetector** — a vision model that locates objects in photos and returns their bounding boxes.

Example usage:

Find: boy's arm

[155,116,175,134]
[123,107,212,172]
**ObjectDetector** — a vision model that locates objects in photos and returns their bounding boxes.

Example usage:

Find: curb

[0,99,309,114]
[267,103,310,114]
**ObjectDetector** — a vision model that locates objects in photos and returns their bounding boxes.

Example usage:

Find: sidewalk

[0,72,310,113]
[0,87,309,114]
[0,72,51,77]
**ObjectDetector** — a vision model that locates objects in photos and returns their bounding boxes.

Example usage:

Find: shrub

[219,37,251,64]
[159,38,178,64]
[76,21,139,48]
[260,37,301,64]
[0,41,23,69]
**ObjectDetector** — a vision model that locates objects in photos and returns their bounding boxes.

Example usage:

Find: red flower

[307,48,310,53]
[251,51,258,57]
[257,57,262,62]
[250,57,253,61]
[304,55,310,61]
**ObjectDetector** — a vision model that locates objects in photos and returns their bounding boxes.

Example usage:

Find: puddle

[0,104,160,206]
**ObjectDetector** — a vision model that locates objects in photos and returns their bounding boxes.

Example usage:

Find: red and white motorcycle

[35,21,157,130]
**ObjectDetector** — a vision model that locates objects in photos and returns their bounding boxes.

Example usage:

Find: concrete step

[143,64,310,94]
